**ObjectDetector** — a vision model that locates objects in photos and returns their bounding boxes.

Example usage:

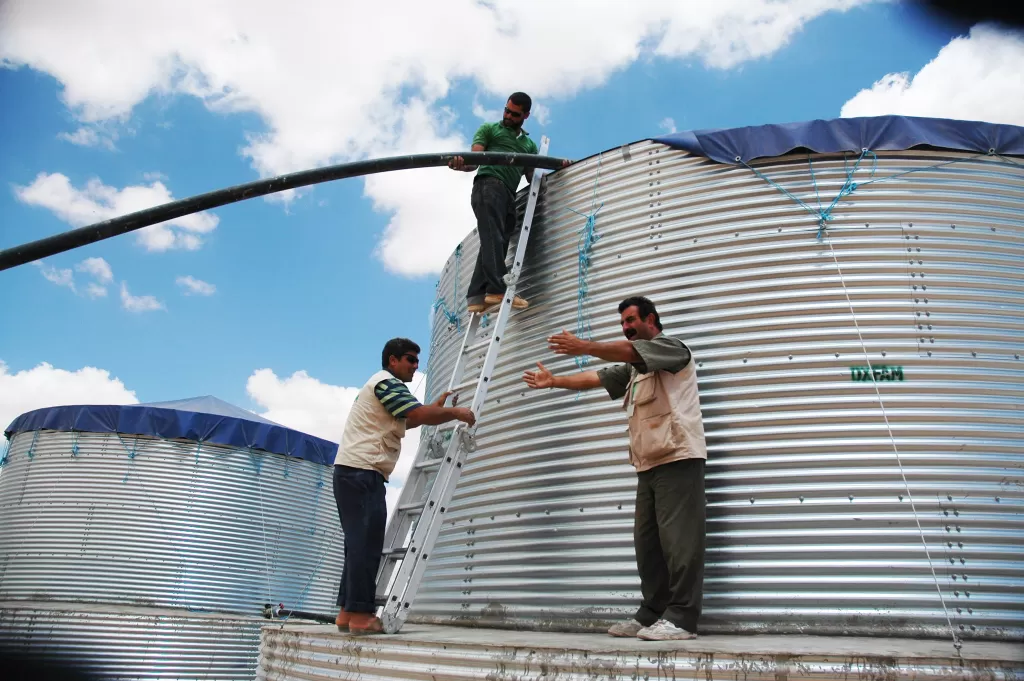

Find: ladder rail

[378,136,551,633]
[375,312,482,593]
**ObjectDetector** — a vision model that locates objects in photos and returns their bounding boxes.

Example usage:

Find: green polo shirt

[472,121,539,195]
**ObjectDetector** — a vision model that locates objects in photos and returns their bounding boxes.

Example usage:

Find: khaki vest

[623,359,707,472]
[334,370,407,480]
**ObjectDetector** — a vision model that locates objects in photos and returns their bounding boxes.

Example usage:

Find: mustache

[624,328,637,339]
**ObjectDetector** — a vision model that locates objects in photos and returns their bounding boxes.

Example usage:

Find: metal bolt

[948,495,953,501]
[749,498,755,504]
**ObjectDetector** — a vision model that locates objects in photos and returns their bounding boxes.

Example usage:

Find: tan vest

[623,359,707,472]
[334,370,407,480]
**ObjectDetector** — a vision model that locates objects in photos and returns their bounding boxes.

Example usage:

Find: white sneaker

[637,619,697,641]
[607,618,645,637]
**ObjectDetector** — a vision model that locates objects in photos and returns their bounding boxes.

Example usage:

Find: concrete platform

[257,622,1024,681]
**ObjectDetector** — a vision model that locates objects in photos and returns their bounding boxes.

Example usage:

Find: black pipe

[0,151,567,272]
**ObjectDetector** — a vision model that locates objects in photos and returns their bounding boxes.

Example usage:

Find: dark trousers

[332,464,387,613]
[468,176,518,301]
[633,458,706,633]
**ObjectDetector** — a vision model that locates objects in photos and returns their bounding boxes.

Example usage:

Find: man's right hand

[449,155,469,171]
[452,407,476,426]
[523,362,555,389]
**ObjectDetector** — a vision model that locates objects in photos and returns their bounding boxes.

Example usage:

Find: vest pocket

[631,413,677,462]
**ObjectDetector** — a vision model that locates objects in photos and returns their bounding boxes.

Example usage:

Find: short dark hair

[508,92,532,113]
[381,338,420,369]
[618,296,663,331]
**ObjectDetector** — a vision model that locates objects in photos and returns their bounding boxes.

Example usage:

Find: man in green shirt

[450,92,566,313]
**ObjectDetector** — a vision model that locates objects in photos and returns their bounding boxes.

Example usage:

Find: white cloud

[33,256,114,298]
[176,275,216,296]
[0,361,138,445]
[659,117,678,134]
[120,282,165,312]
[14,172,219,252]
[34,261,76,292]
[531,103,551,126]
[58,126,117,150]
[76,257,114,283]
[841,25,1024,125]
[85,282,108,298]
[246,367,427,514]
[0,0,873,275]
[472,97,501,122]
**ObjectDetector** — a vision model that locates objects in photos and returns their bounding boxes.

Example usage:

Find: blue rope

[71,432,80,457]
[742,150,876,240]
[26,431,39,460]
[432,244,462,331]
[0,440,9,468]
[117,434,139,483]
[744,150,998,240]
[566,154,604,370]
[307,470,325,537]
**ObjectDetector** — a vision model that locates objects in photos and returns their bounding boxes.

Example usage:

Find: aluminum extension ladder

[374,136,552,634]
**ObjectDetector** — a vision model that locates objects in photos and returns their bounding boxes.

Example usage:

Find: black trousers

[467,176,518,301]
[332,464,387,613]
[633,458,706,633]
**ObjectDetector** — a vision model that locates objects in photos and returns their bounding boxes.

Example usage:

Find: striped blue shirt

[374,378,421,418]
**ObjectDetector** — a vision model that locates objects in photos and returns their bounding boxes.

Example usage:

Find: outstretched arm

[547,330,641,364]
[523,362,602,391]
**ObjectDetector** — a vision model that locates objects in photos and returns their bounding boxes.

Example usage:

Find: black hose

[0,151,567,272]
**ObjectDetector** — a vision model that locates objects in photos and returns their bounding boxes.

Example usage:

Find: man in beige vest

[333,337,475,634]
[523,296,707,641]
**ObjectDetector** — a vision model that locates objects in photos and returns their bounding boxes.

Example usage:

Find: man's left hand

[548,330,588,356]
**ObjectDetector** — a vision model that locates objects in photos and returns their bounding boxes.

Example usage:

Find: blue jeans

[332,464,387,612]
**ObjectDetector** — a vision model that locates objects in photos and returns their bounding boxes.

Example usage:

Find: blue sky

[1,0,1020,460]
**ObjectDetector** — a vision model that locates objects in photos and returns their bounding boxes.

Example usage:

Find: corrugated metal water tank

[0,398,344,679]
[412,139,1024,641]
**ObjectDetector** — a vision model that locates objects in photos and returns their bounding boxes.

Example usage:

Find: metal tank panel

[0,603,262,680]
[412,141,1024,641]
[0,428,343,678]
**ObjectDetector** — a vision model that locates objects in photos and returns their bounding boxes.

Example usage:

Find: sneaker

[607,618,645,638]
[335,608,350,631]
[637,619,697,641]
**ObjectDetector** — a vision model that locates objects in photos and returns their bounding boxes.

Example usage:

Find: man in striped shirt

[333,337,475,634]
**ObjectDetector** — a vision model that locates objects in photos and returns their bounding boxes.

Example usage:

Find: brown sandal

[348,613,384,635]
[335,608,350,631]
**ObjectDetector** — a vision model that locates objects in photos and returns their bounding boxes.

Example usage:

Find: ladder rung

[451,377,479,394]
[398,501,425,514]
[382,547,408,558]
[415,458,443,472]
[464,336,495,355]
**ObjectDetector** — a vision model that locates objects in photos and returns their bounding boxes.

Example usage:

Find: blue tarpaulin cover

[654,115,1024,164]
[5,396,338,466]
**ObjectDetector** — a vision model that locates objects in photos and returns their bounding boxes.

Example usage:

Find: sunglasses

[403,354,420,365]
[504,106,524,119]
